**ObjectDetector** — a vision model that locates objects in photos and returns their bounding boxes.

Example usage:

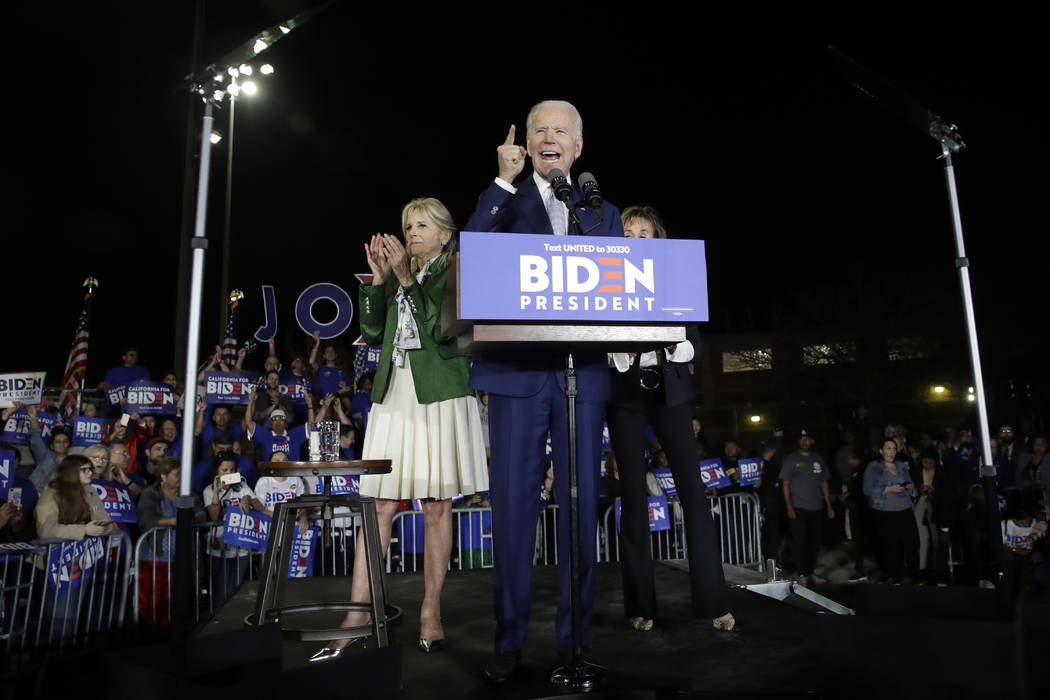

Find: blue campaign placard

[287,525,319,578]
[329,475,359,495]
[459,232,708,322]
[0,541,41,561]
[615,495,671,533]
[47,537,107,598]
[316,365,350,396]
[106,384,127,406]
[652,467,677,498]
[1,409,57,445]
[73,417,112,446]
[91,480,137,524]
[222,509,272,551]
[204,371,256,405]
[0,448,13,494]
[737,457,764,486]
[700,458,733,489]
[124,380,176,415]
[363,346,381,373]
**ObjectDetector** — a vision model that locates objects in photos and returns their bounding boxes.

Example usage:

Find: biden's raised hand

[497,124,527,183]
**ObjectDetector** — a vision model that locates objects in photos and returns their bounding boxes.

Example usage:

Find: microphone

[578,172,603,222]
[548,168,573,205]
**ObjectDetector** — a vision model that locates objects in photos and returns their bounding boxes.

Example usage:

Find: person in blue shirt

[863,439,919,583]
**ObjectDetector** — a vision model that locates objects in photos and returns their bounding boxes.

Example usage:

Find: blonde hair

[620,205,668,239]
[400,197,457,274]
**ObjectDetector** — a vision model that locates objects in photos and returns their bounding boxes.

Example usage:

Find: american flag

[221,292,241,367]
[58,281,96,418]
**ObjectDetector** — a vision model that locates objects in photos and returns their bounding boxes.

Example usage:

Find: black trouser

[789,508,824,576]
[608,398,729,620]
[872,508,919,580]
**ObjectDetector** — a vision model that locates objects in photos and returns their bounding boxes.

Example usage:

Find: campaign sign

[316,365,350,396]
[287,525,319,578]
[124,380,176,415]
[281,380,310,405]
[0,371,46,408]
[73,417,112,447]
[738,458,764,487]
[652,467,678,498]
[222,509,271,551]
[1,409,57,446]
[328,475,359,495]
[0,448,12,494]
[363,346,381,373]
[615,495,671,533]
[458,232,708,322]
[106,384,127,406]
[204,371,256,405]
[91,480,137,524]
[47,536,107,598]
[700,458,733,489]
[0,541,41,561]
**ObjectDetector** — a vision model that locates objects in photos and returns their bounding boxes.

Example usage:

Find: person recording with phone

[202,452,265,607]
[863,438,920,584]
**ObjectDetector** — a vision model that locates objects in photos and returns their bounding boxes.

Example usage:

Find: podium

[446,232,707,690]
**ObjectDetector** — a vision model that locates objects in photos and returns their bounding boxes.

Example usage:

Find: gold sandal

[629,617,654,631]
[713,613,735,631]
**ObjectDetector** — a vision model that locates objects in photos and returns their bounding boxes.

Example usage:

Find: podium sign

[458,232,708,322]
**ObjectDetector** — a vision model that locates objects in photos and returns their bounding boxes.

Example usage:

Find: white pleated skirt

[359,353,489,500]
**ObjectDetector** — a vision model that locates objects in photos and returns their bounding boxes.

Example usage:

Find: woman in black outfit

[607,206,734,632]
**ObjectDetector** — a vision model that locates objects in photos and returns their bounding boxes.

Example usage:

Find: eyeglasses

[90,456,109,463]
[78,466,94,474]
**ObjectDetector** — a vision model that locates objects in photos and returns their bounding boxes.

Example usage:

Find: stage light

[968,386,975,394]
[253,39,267,54]
[749,415,762,424]
[212,90,224,102]
[279,25,290,34]
[967,394,976,402]
[227,82,240,97]
[260,64,274,75]
[239,64,252,76]
[213,73,224,84]
[227,66,239,77]
[933,386,945,394]
[241,80,258,95]
[210,130,222,144]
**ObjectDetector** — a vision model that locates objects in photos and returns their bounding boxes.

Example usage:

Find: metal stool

[246,460,398,646]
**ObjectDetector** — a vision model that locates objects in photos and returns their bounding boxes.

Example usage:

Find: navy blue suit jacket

[464,174,623,402]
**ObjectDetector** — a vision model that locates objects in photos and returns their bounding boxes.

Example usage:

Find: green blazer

[359,260,472,405]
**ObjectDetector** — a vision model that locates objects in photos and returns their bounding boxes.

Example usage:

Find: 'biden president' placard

[458,232,708,321]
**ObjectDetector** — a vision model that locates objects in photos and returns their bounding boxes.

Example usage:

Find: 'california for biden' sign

[458,232,708,322]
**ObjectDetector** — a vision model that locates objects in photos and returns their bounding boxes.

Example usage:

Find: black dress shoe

[484,652,519,683]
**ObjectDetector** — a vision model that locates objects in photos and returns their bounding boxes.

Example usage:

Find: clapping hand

[364,234,391,282]
[381,234,413,286]
[497,124,526,182]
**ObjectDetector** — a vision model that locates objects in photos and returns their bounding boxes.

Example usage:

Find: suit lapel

[518,175,555,235]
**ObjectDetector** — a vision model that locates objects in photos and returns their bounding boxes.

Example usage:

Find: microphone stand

[549,202,603,692]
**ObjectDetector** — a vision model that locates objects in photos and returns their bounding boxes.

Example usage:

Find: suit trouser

[607,399,729,620]
[487,376,603,653]
[789,508,824,576]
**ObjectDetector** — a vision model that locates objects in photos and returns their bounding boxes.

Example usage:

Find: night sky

[9,5,1046,400]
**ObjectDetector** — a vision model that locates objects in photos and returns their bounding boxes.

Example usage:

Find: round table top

[257,459,391,478]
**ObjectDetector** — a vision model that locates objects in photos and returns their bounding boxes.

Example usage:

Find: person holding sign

[311,198,488,663]
[202,452,265,607]
[607,206,735,635]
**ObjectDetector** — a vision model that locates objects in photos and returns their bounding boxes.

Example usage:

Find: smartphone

[8,488,22,509]
[120,414,130,427]
[220,473,242,487]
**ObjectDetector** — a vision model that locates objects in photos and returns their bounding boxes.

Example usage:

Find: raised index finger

[503,124,516,146]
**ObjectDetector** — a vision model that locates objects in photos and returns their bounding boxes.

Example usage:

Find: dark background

[8,4,1046,423]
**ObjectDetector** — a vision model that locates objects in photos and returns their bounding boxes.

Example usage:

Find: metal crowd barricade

[1,531,132,654]
[388,507,496,573]
[601,492,764,570]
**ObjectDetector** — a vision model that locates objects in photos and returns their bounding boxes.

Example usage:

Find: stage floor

[199,561,1050,699]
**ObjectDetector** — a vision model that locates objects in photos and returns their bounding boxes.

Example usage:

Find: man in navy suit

[465,100,623,682]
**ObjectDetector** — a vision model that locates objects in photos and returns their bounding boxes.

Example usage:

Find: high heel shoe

[629,617,654,632]
[712,613,735,632]
[417,637,446,653]
[308,637,361,662]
